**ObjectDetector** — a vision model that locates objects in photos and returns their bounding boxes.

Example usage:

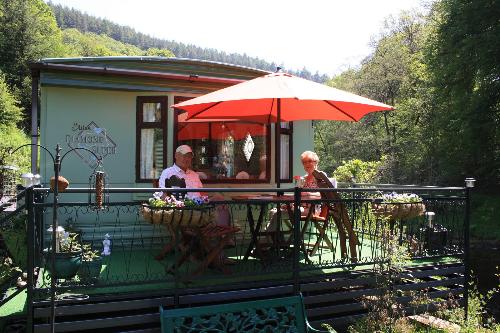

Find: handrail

[31,186,466,194]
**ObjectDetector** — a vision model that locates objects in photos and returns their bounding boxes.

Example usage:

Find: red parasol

[173,72,393,186]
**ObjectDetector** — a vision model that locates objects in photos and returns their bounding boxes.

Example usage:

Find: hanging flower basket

[371,192,426,220]
[141,204,214,227]
[372,202,426,220]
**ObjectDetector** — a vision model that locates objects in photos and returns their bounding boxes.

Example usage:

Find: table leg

[243,203,265,261]
[155,224,177,260]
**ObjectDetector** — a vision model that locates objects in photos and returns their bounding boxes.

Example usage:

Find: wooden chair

[300,203,335,256]
[176,224,240,277]
[309,170,358,262]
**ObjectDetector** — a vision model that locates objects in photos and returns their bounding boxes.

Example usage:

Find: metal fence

[0,184,469,332]
[20,186,465,294]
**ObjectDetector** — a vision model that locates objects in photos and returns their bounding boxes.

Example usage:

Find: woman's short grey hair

[300,151,319,162]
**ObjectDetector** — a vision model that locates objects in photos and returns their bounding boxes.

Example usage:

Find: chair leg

[191,238,230,277]
[337,208,358,262]
[309,220,334,256]
[331,218,348,260]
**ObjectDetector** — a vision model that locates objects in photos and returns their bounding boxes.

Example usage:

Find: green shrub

[0,125,30,173]
[332,157,384,183]
[0,71,23,127]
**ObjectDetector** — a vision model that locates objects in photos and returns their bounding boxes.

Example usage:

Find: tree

[426,0,500,188]
[0,72,29,171]
[63,28,144,57]
[318,8,435,184]
[0,71,22,127]
[144,48,175,58]
[0,0,66,127]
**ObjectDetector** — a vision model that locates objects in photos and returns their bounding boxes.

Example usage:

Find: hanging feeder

[1,165,19,208]
[88,163,108,209]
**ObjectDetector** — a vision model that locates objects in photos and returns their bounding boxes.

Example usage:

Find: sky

[47,0,424,76]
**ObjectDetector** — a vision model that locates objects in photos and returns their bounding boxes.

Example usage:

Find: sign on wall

[65,121,117,168]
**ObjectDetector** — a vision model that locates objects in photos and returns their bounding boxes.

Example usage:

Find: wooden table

[232,194,321,262]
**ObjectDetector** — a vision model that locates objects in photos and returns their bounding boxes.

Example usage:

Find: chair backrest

[312,170,338,199]
[312,169,350,219]
[159,295,308,333]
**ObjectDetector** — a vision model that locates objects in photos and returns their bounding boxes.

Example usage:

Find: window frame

[173,96,271,184]
[135,96,168,183]
[279,122,293,183]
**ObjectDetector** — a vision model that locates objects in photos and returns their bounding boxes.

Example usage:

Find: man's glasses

[302,159,317,164]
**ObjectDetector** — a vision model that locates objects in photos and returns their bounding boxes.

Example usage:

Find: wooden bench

[160,294,333,333]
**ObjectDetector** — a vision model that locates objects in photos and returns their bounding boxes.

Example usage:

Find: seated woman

[299,150,336,197]
[262,151,335,243]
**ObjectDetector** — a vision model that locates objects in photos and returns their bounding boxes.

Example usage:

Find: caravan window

[136,96,167,182]
[174,97,270,183]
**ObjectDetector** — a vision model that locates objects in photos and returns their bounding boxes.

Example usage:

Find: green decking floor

[0,237,461,319]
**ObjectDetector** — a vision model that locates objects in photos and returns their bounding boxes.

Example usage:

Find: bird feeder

[88,164,108,210]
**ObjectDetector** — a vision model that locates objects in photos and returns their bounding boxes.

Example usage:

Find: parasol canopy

[173,72,393,186]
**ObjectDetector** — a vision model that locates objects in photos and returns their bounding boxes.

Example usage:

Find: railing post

[293,186,300,294]
[49,144,61,333]
[26,187,35,333]
[463,178,475,321]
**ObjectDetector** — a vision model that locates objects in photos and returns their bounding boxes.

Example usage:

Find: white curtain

[143,103,157,122]
[280,134,290,179]
[141,129,154,179]
[140,103,158,179]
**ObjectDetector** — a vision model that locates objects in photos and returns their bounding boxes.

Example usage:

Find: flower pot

[420,225,448,252]
[49,175,69,192]
[43,249,82,280]
[78,257,102,284]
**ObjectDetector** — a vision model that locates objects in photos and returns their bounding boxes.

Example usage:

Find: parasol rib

[267,98,276,124]
[324,100,357,121]
[186,101,223,120]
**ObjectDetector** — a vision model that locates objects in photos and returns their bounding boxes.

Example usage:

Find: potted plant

[43,231,82,280]
[77,244,102,284]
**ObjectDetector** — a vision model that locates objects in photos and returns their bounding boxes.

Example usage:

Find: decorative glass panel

[143,103,161,122]
[140,128,163,179]
[243,133,255,162]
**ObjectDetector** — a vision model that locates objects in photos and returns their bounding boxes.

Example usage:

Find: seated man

[159,145,202,199]
[157,144,235,265]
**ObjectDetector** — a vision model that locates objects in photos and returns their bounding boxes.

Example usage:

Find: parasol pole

[276,98,281,188]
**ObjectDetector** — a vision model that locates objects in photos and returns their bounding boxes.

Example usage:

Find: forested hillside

[47,2,329,83]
